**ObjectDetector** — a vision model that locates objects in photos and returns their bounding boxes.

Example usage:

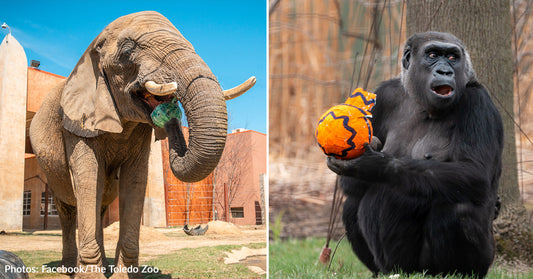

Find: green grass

[143,242,266,279]
[269,237,371,278]
[13,242,266,279]
[269,238,533,279]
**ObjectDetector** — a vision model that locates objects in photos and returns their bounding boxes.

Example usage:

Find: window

[23,191,31,216]
[255,201,263,225]
[41,192,58,216]
[231,207,244,218]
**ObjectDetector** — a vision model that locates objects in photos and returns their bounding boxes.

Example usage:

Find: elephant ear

[60,43,122,138]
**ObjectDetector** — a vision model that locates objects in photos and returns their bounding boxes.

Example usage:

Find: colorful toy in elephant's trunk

[151,98,182,128]
[315,88,376,160]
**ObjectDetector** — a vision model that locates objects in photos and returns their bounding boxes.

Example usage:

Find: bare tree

[214,132,253,222]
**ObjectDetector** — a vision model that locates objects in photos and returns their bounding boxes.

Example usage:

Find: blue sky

[0,0,267,134]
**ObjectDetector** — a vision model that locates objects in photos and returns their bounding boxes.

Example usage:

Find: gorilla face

[401,32,472,115]
[419,41,465,110]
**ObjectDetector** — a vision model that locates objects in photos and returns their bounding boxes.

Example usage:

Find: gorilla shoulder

[374,78,405,103]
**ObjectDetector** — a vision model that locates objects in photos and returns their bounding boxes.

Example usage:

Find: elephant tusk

[144,81,178,96]
[222,76,256,100]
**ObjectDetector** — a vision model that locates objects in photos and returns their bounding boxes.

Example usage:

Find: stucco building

[0,34,266,231]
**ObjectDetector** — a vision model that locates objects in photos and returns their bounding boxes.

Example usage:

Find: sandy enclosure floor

[1,221,267,278]
[1,221,267,257]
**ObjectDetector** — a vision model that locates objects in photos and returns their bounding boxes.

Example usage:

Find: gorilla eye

[429,53,437,58]
[448,55,456,61]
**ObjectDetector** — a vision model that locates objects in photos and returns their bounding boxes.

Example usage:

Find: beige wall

[142,132,167,227]
[0,34,28,231]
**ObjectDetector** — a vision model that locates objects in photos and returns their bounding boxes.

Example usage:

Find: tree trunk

[407,0,531,263]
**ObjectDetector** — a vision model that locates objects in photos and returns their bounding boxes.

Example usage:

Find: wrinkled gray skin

[29,11,247,279]
[0,250,29,279]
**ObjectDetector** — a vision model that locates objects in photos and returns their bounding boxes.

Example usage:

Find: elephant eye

[122,48,132,58]
[119,39,136,59]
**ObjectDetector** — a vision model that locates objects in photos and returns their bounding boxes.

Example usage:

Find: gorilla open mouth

[432,85,454,97]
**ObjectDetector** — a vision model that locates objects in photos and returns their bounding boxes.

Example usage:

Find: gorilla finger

[371,136,382,151]
[364,142,386,158]
[363,143,373,153]
[327,156,346,175]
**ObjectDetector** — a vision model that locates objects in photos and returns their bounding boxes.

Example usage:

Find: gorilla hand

[327,143,389,179]
[370,136,382,151]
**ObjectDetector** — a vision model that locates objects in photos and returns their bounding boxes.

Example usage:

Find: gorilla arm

[327,144,490,205]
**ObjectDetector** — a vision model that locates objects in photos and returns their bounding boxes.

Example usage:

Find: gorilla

[327,32,503,278]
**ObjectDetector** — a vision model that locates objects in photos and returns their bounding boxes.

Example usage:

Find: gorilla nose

[436,69,453,76]
[436,66,454,77]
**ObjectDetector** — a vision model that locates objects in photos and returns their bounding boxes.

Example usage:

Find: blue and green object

[151,98,182,128]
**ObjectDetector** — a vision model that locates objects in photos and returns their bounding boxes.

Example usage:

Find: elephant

[29,11,255,279]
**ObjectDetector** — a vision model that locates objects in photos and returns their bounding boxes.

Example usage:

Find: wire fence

[269,0,405,159]
[165,183,264,227]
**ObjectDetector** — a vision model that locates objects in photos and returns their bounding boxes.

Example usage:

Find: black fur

[328,32,503,278]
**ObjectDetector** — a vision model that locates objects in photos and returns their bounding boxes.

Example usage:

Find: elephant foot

[109,270,145,279]
[57,258,78,275]
[71,271,107,279]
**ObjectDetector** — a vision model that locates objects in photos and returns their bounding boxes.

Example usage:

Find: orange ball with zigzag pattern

[315,88,376,160]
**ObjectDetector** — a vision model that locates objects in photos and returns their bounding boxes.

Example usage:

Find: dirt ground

[269,156,342,239]
[1,221,266,262]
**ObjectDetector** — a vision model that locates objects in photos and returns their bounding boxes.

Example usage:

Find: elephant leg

[74,169,106,268]
[54,198,78,271]
[99,204,110,270]
[65,136,107,279]
[111,156,149,279]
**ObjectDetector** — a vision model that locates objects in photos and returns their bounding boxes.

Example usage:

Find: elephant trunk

[165,58,228,183]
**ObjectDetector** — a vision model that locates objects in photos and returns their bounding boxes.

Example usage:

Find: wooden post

[186,183,190,225]
[212,172,216,221]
